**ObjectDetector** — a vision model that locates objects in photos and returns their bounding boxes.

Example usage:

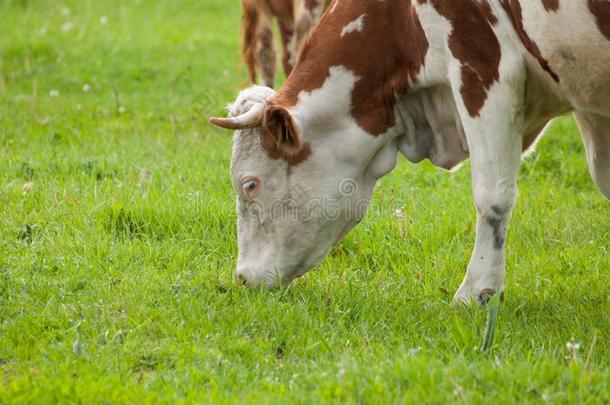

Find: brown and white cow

[241,0,328,87]
[213,0,610,305]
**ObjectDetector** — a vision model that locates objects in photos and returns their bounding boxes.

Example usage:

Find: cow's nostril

[236,275,247,286]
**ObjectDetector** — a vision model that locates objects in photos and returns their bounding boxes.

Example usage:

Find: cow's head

[210,83,399,287]
[210,1,435,286]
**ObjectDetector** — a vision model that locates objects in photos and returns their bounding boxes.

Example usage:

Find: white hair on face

[227,86,276,175]
[228,86,275,117]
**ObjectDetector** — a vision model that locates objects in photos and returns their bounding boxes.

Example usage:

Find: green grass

[0,0,608,403]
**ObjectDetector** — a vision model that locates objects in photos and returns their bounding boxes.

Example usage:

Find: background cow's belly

[519,0,610,115]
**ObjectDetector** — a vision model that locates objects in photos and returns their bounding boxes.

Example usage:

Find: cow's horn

[209,103,265,130]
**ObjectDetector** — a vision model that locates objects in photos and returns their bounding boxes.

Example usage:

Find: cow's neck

[271,0,429,137]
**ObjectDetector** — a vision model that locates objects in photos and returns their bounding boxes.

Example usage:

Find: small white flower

[72,338,82,356]
[394,207,404,219]
[139,169,152,185]
[23,182,35,193]
[566,341,581,351]
[100,16,108,25]
[49,89,59,97]
[61,22,74,32]
[83,83,91,92]
[407,347,421,356]
[118,105,126,114]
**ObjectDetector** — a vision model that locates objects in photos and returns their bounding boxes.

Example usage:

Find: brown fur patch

[262,105,312,165]
[541,0,559,12]
[305,0,320,10]
[479,0,499,25]
[427,0,501,117]
[501,0,560,82]
[268,0,294,19]
[273,0,429,135]
[588,0,610,40]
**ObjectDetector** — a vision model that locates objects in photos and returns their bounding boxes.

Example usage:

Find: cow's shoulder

[274,0,429,135]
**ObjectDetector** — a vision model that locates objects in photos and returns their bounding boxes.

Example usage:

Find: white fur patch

[341,14,365,37]
[291,65,358,120]
[228,85,275,116]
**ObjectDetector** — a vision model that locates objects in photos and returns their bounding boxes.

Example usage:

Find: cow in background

[241,0,328,87]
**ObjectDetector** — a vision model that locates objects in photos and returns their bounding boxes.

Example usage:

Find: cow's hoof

[452,288,478,307]
[477,288,497,305]
[452,287,501,307]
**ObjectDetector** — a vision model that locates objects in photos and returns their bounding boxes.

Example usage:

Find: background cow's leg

[306,0,327,23]
[241,0,260,84]
[574,112,610,200]
[452,82,525,306]
[278,19,295,78]
[291,0,312,67]
[256,10,276,88]
[289,0,325,68]
[241,0,276,87]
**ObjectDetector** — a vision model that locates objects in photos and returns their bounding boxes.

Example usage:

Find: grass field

[0,0,609,403]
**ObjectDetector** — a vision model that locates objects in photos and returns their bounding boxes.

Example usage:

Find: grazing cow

[212,0,610,304]
[241,0,328,87]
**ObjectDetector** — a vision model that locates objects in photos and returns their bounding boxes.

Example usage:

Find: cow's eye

[241,178,260,198]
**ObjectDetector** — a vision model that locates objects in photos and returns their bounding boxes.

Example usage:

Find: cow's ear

[261,105,303,157]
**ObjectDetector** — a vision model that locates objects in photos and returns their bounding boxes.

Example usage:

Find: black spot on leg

[486,205,506,249]
[487,216,504,248]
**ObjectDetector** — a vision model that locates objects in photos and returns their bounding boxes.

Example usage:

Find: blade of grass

[481,294,501,352]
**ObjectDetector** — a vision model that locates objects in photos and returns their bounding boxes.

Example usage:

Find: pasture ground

[0,0,608,403]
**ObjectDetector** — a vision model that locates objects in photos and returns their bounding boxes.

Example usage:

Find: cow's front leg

[452,85,525,306]
[454,180,519,305]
